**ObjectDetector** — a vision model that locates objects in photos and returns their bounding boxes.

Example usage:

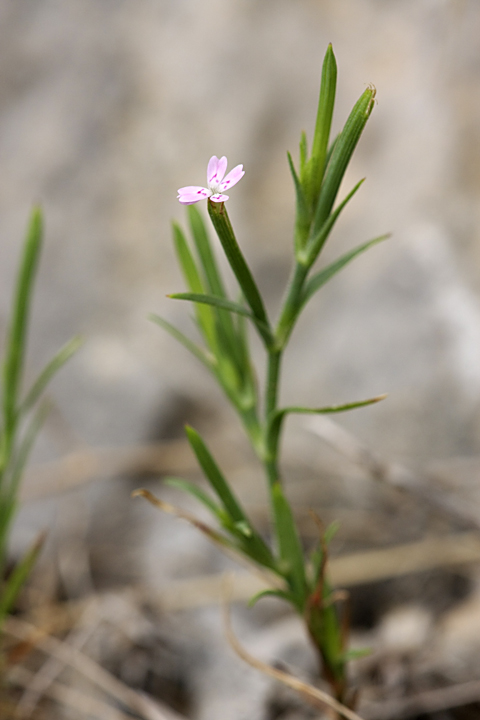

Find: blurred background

[2,1,480,718]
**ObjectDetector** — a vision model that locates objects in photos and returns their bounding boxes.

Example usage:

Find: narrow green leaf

[185,426,276,569]
[169,292,272,346]
[165,477,224,517]
[299,131,308,178]
[2,208,43,449]
[287,153,311,256]
[0,495,17,577]
[324,520,340,546]
[267,395,387,464]
[187,206,244,371]
[271,482,306,609]
[149,314,215,372]
[235,304,254,385]
[187,205,226,298]
[325,133,339,170]
[307,43,337,204]
[302,234,389,308]
[0,533,44,626]
[172,222,217,350]
[207,201,273,348]
[185,426,249,523]
[169,292,254,319]
[5,402,49,504]
[341,647,371,661]
[21,335,83,412]
[248,588,295,607]
[313,85,376,236]
[303,178,365,266]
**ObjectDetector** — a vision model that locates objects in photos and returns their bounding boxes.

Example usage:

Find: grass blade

[2,208,43,453]
[5,402,49,504]
[21,335,83,412]
[0,534,44,627]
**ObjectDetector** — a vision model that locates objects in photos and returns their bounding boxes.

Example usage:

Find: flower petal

[208,156,227,185]
[177,186,211,204]
[177,186,210,195]
[218,164,244,192]
[209,193,229,203]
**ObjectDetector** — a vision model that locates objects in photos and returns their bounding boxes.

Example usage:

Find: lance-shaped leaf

[301,234,389,309]
[235,304,255,388]
[312,85,376,237]
[187,205,226,298]
[166,477,226,519]
[168,292,271,341]
[0,533,44,626]
[207,201,273,348]
[248,588,296,608]
[2,208,43,450]
[306,43,337,206]
[4,402,50,507]
[299,131,308,178]
[267,395,387,460]
[303,179,365,267]
[172,222,217,351]
[271,482,307,610]
[287,153,311,256]
[185,426,276,570]
[169,292,253,319]
[21,335,83,413]
[187,206,243,370]
[149,314,215,372]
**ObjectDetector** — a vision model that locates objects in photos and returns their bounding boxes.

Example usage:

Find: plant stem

[264,348,282,485]
[275,260,309,349]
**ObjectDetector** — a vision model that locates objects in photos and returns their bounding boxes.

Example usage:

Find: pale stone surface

[1,0,480,464]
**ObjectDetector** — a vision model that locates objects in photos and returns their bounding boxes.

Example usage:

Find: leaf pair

[178,427,277,572]
[290,44,377,273]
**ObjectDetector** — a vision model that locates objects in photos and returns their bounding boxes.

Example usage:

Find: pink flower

[177,156,245,205]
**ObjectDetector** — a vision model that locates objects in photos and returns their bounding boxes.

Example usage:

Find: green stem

[264,349,282,486]
[265,350,281,420]
[275,261,309,349]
